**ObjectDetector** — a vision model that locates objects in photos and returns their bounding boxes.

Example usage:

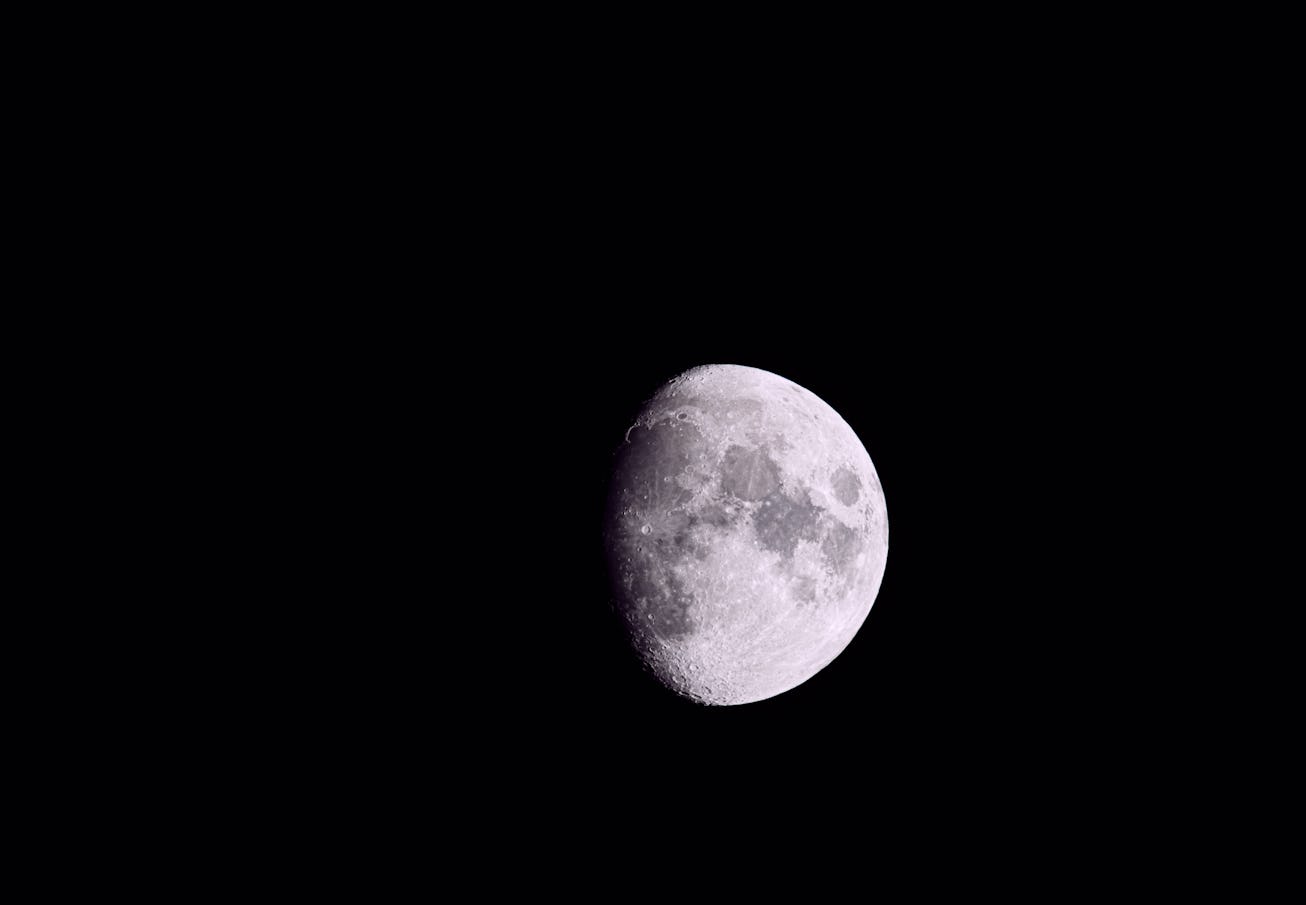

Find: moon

[603,364,889,705]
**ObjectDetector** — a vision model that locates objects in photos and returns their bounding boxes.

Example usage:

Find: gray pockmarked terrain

[604,364,889,705]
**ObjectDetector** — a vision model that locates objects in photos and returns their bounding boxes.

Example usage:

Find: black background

[358,276,1151,828]
[76,15,1278,883]
[269,193,1200,838]
[208,144,1257,880]
[255,96,1230,848]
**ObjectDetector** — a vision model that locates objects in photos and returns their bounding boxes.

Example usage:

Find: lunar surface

[603,364,889,705]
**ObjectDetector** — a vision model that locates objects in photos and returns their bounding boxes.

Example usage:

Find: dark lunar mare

[753,488,824,559]
[831,467,862,505]
[719,444,780,501]
[820,520,860,577]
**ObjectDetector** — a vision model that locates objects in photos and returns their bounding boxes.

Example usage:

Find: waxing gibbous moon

[603,364,889,706]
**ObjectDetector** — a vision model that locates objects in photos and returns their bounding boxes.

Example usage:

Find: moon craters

[604,364,889,706]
